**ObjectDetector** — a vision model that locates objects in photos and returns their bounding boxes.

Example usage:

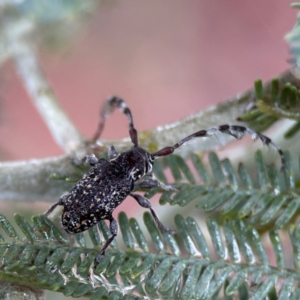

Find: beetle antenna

[92,96,138,147]
[151,124,285,170]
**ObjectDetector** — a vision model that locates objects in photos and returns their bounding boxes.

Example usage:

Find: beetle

[45,96,285,266]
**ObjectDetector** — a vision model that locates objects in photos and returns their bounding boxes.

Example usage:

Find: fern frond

[1,212,300,299]
[149,151,299,231]
[238,78,300,138]
[1,151,298,298]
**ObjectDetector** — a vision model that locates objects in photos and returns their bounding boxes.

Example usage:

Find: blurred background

[0,0,294,161]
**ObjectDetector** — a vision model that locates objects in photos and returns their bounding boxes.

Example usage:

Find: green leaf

[238,77,300,137]
[0,212,299,299]
[1,148,300,299]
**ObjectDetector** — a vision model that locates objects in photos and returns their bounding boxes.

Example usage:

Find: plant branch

[101,69,299,155]
[0,69,298,202]
[4,19,87,158]
[0,155,74,201]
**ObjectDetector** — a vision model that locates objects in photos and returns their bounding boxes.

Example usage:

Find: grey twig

[4,19,87,158]
[0,69,297,202]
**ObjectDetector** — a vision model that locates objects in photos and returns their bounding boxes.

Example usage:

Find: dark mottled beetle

[45,96,285,266]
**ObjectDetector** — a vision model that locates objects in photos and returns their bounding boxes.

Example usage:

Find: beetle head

[125,147,154,181]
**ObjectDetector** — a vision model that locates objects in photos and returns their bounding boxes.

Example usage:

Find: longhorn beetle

[45,96,285,267]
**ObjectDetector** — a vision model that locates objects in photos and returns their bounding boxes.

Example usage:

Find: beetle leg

[92,96,138,147]
[85,154,99,166]
[130,193,175,234]
[44,193,69,216]
[94,216,118,267]
[70,155,97,167]
[108,145,119,160]
[135,178,176,191]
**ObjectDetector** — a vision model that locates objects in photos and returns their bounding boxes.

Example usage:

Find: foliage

[1,150,300,299]
[238,79,300,138]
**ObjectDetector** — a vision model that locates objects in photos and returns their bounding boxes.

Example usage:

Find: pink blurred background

[0,1,294,161]
[0,5,296,297]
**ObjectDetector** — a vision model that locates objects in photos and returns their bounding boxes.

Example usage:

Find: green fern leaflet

[1,151,300,299]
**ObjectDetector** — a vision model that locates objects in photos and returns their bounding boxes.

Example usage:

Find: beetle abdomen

[61,207,109,233]
[61,161,134,233]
